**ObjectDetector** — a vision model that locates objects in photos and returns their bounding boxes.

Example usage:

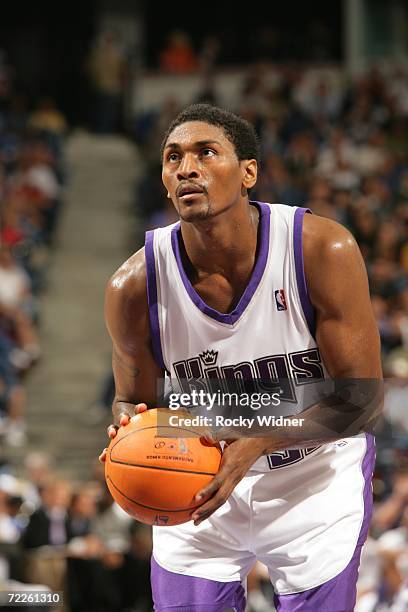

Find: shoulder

[106,247,146,304]
[302,212,368,310]
[105,247,149,338]
[302,212,364,273]
[302,212,359,259]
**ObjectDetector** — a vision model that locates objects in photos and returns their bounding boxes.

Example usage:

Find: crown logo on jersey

[199,349,218,366]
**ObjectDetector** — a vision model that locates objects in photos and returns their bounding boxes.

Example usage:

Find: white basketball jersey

[146,202,366,471]
[145,202,375,592]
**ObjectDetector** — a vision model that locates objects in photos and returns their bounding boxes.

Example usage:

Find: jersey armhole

[145,230,166,370]
[293,207,316,338]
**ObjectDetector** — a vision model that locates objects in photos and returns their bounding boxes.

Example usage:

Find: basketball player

[100,104,382,611]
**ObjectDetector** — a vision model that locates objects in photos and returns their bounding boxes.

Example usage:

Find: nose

[176,152,200,180]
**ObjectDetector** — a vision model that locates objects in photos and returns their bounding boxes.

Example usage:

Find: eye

[201,148,216,157]
[167,152,180,163]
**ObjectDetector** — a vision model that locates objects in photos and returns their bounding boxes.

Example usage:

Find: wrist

[255,436,275,456]
[239,436,270,461]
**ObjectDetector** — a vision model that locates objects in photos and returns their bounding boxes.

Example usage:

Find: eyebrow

[164,140,222,150]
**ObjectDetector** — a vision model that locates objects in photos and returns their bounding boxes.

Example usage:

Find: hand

[191,438,267,526]
[98,402,147,463]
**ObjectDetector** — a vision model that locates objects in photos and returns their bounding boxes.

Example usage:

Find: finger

[199,434,217,447]
[119,413,130,427]
[135,403,147,414]
[192,493,225,526]
[195,476,221,502]
[99,448,108,463]
[107,424,118,438]
[192,509,213,526]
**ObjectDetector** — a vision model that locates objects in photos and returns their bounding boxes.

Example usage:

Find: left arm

[257,213,383,452]
[304,213,382,379]
[192,214,383,525]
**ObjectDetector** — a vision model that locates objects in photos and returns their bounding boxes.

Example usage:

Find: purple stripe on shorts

[151,556,246,611]
[171,201,270,325]
[145,230,165,371]
[293,207,316,338]
[274,551,362,612]
[358,433,375,546]
[274,433,376,612]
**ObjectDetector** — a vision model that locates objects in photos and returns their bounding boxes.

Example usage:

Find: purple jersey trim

[151,556,246,611]
[358,432,375,546]
[274,545,363,611]
[170,201,271,325]
[293,207,316,337]
[145,230,166,371]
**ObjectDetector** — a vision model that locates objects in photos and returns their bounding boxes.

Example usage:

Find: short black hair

[161,103,260,163]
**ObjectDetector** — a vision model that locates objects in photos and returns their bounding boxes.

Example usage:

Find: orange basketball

[105,408,222,526]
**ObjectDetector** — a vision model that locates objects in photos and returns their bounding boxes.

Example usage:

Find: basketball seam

[106,475,199,512]
[108,459,217,476]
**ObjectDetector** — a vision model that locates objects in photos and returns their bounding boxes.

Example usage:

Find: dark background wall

[0,1,344,123]
[143,1,343,66]
[0,2,97,122]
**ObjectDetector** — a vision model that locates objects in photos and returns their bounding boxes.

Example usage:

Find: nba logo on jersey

[274,289,287,311]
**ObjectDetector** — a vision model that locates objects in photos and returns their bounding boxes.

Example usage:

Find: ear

[241,159,257,191]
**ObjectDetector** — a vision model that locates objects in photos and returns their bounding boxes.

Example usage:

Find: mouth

[176,183,206,200]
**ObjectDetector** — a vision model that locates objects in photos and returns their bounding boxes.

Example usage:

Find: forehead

[164,121,234,151]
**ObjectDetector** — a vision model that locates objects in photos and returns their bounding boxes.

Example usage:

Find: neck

[179,201,260,277]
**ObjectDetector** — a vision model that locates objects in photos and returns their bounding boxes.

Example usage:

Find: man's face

[162,121,256,222]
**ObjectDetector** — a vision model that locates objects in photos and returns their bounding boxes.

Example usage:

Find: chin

[178,202,214,223]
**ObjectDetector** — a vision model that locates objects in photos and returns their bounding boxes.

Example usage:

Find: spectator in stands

[68,488,97,540]
[28,98,68,137]
[0,477,22,545]
[22,479,72,550]
[197,36,220,74]
[194,73,219,106]
[0,243,34,317]
[71,487,132,611]
[159,30,198,74]
[12,140,62,246]
[0,476,24,585]
[355,533,383,612]
[372,468,408,538]
[377,506,408,604]
[21,479,72,595]
[22,452,54,510]
[87,30,127,134]
[0,234,42,446]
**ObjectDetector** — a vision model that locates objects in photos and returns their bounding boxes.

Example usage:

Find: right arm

[101,247,164,455]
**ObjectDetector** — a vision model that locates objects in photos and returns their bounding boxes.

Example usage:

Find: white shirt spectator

[24,164,60,200]
[0,262,30,308]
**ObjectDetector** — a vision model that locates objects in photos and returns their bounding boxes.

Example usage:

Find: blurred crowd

[0,53,67,449]
[0,53,152,612]
[0,452,152,612]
